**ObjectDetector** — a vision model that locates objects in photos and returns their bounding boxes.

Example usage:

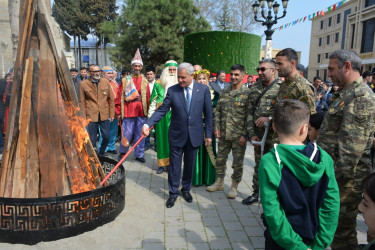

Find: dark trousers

[87,120,110,155]
[168,137,198,198]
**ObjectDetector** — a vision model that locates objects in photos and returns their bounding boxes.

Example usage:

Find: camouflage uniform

[317,77,375,250]
[215,84,251,183]
[247,79,281,192]
[277,73,316,113]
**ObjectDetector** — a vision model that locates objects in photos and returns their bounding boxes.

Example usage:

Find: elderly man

[116,49,150,163]
[79,64,115,157]
[148,60,178,174]
[318,50,375,250]
[98,66,119,154]
[142,62,213,208]
[242,59,281,205]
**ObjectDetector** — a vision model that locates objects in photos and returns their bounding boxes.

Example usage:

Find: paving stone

[143,242,165,250]
[185,222,205,232]
[227,230,249,242]
[165,236,188,249]
[223,221,244,231]
[208,236,232,249]
[186,231,208,243]
[205,226,227,238]
[239,217,261,227]
[143,231,164,243]
[166,225,185,237]
[184,212,202,222]
[219,212,239,222]
[249,236,264,249]
[187,242,210,250]
[244,226,264,237]
[203,217,223,227]
[231,241,255,250]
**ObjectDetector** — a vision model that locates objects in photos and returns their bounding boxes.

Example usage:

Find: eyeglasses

[90,70,101,73]
[256,67,274,72]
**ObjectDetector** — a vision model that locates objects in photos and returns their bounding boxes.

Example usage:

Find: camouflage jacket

[317,77,375,182]
[247,79,281,139]
[215,84,251,140]
[277,73,316,113]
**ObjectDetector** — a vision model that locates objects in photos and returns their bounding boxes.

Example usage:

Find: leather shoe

[107,150,117,154]
[242,193,259,205]
[166,196,177,208]
[156,167,164,174]
[135,157,146,163]
[181,192,193,203]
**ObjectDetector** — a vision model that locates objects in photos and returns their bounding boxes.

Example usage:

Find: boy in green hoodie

[259,99,340,250]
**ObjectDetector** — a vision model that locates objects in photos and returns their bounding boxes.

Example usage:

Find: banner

[261,0,348,38]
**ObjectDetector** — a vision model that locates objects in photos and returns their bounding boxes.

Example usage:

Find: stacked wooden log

[0,0,108,198]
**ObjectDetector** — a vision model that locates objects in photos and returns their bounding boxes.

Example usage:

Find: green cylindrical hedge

[184,31,261,75]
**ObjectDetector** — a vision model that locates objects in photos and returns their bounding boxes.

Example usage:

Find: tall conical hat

[131,48,143,66]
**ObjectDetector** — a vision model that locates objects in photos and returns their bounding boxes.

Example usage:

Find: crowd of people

[0,46,372,249]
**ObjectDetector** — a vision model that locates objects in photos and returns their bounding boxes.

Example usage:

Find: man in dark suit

[209,70,230,96]
[142,62,213,208]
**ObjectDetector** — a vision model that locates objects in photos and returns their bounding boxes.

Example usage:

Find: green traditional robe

[148,81,170,167]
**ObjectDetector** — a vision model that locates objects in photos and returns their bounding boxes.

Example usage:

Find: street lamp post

[252,0,289,59]
[0,41,8,78]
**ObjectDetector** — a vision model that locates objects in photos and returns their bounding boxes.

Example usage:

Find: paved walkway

[0,143,368,249]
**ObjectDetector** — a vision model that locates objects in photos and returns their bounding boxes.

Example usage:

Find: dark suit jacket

[146,82,213,148]
[209,80,230,95]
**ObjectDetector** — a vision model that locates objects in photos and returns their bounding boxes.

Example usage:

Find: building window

[82,49,89,55]
[325,53,329,59]
[365,0,375,7]
[351,24,356,49]
[327,35,331,45]
[324,69,327,82]
[321,20,324,29]
[328,17,332,27]
[335,32,339,43]
[361,18,375,53]
[317,54,321,63]
[319,37,322,46]
[337,13,341,24]
[316,70,320,77]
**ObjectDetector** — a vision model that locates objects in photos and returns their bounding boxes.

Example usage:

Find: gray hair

[178,62,194,75]
[329,50,361,72]
[259,58,276,68]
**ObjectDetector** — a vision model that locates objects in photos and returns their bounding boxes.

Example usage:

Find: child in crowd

[259,99,340,250]
[358,172,375,250]
[315,91,328,113]
[308,112,326,143]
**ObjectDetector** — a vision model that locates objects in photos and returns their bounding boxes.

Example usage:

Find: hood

[271,143,330,187]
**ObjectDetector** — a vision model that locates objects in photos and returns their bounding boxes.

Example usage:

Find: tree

[82,0,118,66]
[101,0,210,69]
[213,0,235,31]
[52,0,90,68]
[231,0,260,33]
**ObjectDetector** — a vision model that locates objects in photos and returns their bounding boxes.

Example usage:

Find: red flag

[321,10,325,16]
[303,16,307,22]
[332,4,336,11]
[317,11,320,17]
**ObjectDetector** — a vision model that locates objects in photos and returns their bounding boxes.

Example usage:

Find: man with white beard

[148,60,178,174]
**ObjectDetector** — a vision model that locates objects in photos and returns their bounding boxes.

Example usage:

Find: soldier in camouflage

[317,50,375,250]
[275,48,316,113]
[207,64,250,199]
[242,59,281,205]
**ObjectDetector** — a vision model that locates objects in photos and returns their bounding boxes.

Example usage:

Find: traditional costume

[148,60,178,171]
[115,49,150,160]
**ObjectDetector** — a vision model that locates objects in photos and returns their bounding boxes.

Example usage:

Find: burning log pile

[0,0,108,199]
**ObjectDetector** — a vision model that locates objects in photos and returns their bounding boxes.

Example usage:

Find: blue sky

[254,0,344,66]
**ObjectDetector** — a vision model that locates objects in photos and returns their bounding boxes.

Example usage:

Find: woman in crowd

[358,172,375,249]
[192,69,217,186]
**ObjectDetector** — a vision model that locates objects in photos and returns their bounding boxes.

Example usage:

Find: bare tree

[194,0,216,22]
[231,0,261,33]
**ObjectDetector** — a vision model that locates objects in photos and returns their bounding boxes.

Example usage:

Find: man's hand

[141,125,150,137]
[255,117,271,127]
[205,138,212,147]
[117,114,122,120]
[110,117,114,122]
[214,130,221,139]
[250,136,260,148]
[239,135,247,146]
